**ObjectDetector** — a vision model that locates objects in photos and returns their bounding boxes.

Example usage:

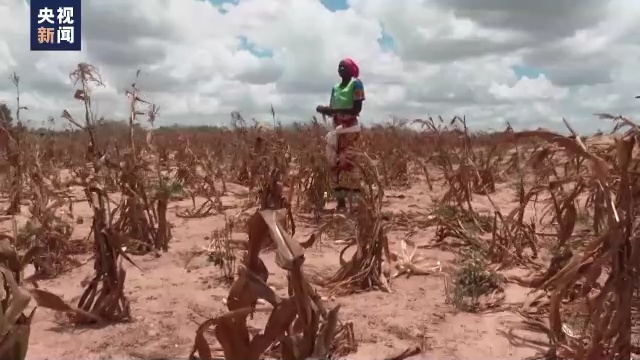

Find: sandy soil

[14,179,551,360]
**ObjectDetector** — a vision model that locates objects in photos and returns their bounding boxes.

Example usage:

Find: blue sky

[208,0,238,6]
[238,36,274,57]
[512,65,543,79]
[320,0,348,11]
[208,0,238,13]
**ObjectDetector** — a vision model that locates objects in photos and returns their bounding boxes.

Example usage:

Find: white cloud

[0,0,638,132]
[489,75,568,101]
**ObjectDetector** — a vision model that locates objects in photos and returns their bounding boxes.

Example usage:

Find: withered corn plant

[3,73,27,215]
[144,100,175,251]
[414,117,475,212]
[190,208,355,360]
[15,168,76,279]
[109,72,167,253]
[291,117,332,221]
[0,236,101,360]
[322,150,392,295]
[0,76,79,279]
[367,119,413,188]
[62,63,136,323]
[176,142,226,219]
[505,116,640,359]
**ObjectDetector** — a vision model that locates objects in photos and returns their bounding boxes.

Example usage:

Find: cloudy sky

[0,0,639,131]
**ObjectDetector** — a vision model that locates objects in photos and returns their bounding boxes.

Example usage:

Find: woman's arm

[316,88,336,116]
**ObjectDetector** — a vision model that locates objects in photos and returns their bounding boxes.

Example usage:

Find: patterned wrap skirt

[331,116,361,191]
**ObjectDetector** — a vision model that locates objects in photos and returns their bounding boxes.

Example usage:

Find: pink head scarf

[341,58,360,78]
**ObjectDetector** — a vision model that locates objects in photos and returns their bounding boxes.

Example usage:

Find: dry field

[0,63,637,360]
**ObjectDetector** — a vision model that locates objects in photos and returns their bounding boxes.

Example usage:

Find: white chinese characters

[33,3,80,50]
[56,7,74,24]
[36,7,55,24]
[57,26,74,44]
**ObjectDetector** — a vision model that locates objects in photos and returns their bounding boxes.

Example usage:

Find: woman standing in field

[316,58,365,211]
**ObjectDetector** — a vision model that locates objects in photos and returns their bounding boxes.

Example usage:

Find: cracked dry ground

[19,180,548,360]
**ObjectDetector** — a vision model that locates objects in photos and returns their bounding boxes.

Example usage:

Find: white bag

[325,124,361,165]
[325,128,338,164]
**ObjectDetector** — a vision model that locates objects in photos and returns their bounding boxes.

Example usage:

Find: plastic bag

[325,124,361,165]
[325,128,339,164]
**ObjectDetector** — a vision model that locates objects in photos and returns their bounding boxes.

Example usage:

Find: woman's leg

[335,187,347,209]
[332,165,346,210]
[345,187,361,211]
[333,135,347,210]
[336,170,360,212]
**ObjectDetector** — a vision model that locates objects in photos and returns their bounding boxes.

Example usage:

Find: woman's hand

[316,105,332,115]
